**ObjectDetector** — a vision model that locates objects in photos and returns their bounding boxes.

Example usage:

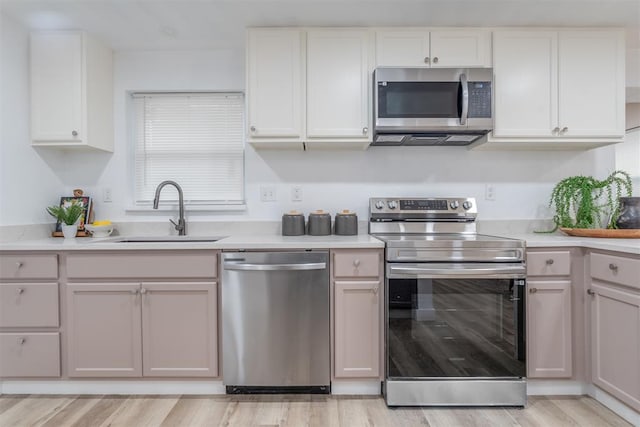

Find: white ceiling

[2,0,639,51]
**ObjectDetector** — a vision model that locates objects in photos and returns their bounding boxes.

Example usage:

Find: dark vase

[615,197,640,229]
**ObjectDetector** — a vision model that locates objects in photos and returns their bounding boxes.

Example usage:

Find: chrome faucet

[153,180,186,235]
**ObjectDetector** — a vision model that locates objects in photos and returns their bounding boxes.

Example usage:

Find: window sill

[125,204,247,213]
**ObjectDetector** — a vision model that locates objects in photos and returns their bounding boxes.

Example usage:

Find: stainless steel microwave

[373,67,494,146]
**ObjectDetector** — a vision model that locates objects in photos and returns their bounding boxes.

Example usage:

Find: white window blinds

[132,93,244,206]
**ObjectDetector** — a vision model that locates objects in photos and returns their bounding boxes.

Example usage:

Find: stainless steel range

[369,197,527,407]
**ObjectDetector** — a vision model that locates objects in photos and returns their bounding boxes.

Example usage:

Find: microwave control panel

[468,82,492,118]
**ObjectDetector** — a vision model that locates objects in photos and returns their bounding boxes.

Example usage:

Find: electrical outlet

[292,186,303,202]
[485,184,496,201]
[260,186,277,202]
[103,187,112,203]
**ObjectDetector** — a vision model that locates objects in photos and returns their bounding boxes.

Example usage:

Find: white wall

[0,14,65,226]
[0,15,622,226]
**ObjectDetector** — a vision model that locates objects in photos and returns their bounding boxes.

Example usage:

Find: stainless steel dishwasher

[222,251,330,393]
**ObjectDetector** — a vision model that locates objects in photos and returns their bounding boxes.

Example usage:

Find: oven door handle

[387,263,526,278]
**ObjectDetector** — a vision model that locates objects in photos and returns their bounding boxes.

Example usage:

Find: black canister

[307,210,331,235]
[615,197,640,229]
[282,211,305,236]
[334,210,358,235]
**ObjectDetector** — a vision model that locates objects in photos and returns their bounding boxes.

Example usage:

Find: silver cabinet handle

[72,130,78,136]
[529,288,537,293]
[362,127,368,135]
[424,56,430,64]
[552,127,560,135]
[561,127,568,134]
[17,288,24,295]
[353,259,361,267]
[18,337,26,345]
[225,262,326,271]
[587,289,595,296]
[16,261,23,268]
[609,263,618,271]
[140,288,147,294]
[460,73,469,126]
[250,126,256,132]
[546,259,554,265]
[130,289,139,295]
[433,57,439,64]
[372,287,378,295]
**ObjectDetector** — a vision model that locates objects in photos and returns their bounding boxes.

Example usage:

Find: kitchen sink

[89,236,226,243]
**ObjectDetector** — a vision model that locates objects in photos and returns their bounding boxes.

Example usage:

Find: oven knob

[463,201,473,210]
[375,201,385,210]
[387,201,398,209]
[450,201,459,209]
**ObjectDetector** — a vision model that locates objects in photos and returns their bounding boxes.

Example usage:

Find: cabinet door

[430,30,491,67]
[307,30,370,139]
[492,31,558,137]
[334,280,380,378]
[590,282,640,411]
[66,283,142,377]
[141,282,218,377]
[31,32,83,142]
[247,29,304,139]
[527,280,572,378]
[375,30,429,67]
[558,31,625,138]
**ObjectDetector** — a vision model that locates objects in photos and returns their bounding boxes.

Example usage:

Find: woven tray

[560,228,640,239]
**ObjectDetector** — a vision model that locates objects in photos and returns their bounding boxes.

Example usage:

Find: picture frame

[54,196,92,232]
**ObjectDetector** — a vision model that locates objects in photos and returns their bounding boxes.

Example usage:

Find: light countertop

[0,228,638,255]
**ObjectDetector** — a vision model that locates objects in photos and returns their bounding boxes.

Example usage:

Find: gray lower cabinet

[66,281,218,378]
[65,250,219,379]
[589,251,640,411]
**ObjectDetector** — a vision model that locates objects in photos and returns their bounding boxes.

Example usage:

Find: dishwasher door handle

[224,262,327,271]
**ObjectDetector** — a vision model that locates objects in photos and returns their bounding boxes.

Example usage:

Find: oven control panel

[369,197,477,216]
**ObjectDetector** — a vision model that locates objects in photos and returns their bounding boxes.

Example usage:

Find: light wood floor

[0,394,631,427]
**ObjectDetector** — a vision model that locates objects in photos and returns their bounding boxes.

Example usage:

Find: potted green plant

[546,170,632,232]
[46,203,84,239]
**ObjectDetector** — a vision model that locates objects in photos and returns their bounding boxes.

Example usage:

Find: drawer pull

[16,261,23,268]
[18,337,26,345]
[372,287,378,295]
[587,289,595,296]
[140,288,148,295]
[609,263,618,271]
[529,288,537,293]
[545,259,554,265]
[16,288,24,295]
[130,289,139,295]
[353,259,360,267]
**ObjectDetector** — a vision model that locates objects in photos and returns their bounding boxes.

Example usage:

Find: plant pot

[61,224,78,239]
[616,197,640,229]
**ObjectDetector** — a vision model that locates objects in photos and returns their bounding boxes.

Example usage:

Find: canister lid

[283,210,304,217]
[336,209,356,216]
[309,210,330,216]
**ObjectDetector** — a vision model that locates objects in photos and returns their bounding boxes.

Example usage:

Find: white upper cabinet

[490,29,624,146]
[306,29,370,142]
[558,31,625,138]
[247,29,304,141]
[30,31,113,152]
[375,29,491,67]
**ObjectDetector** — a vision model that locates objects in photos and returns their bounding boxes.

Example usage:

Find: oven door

[386,263,526,380]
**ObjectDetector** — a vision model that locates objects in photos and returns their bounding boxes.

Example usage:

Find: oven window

[387,278,525,378]
[378,82,461,118]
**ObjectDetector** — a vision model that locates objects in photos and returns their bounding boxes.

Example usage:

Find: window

[132,92,244,207]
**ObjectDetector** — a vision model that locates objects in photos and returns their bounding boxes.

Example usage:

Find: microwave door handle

[460,73,469,126]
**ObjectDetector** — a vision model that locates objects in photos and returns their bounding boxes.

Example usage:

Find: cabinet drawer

[527,251,571,276]
[0,332,60,377]
[0,254,58,280]
[591,253,640,290]
[67,252,218,279]
[333,250,380,278]
[0,283,59,327]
